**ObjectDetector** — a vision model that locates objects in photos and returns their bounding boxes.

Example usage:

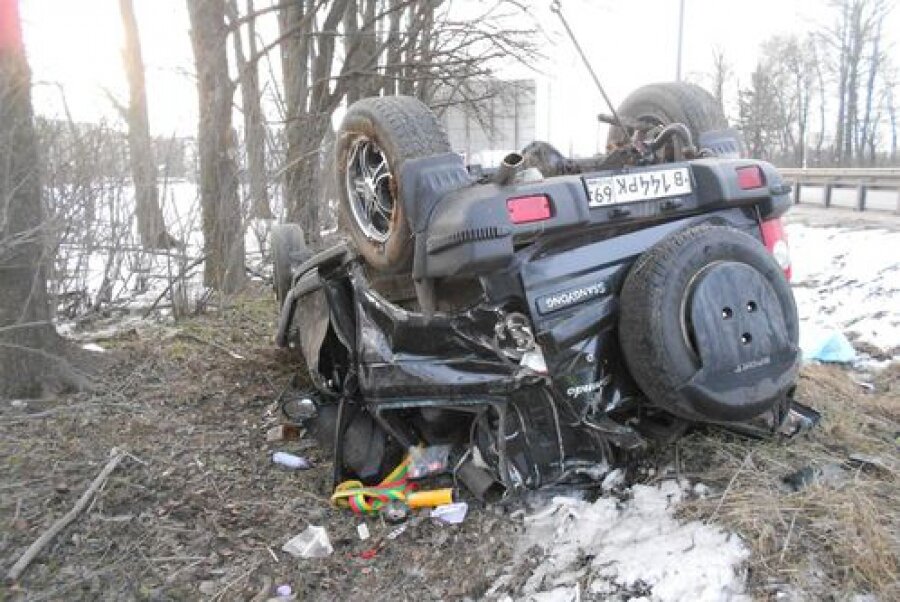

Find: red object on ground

[0,0,24,53]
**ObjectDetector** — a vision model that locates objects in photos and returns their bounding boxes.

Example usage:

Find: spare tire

[606,82,729,158]
[618,223,799,423]
[336,96,452,274]
[271,223,311,306]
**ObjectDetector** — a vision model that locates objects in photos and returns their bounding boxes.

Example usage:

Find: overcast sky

[19,0,900,156]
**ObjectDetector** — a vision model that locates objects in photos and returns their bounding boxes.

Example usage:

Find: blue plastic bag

[800,328,857,363]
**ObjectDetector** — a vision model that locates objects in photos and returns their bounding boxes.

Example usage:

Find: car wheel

[618,223,799,422]
[271,223,311,306]
[336,95,452,275]
[606,82,729,159]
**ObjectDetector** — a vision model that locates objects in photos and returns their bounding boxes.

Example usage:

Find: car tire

[336,95,452,275]
[606,82,728,156]
[271,223,311,306]
[618,223,799,422]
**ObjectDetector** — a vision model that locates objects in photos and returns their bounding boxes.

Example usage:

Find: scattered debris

[782,463,850,491]
[851,378,876,392]
[271,451,312,470]
[801,328,857,363]
[332,458,412,515]
[386,523,408,540]
[431,502,469,525]
[407,445,451,479]
[848,453,895,475]
[380,500,410,524]
[266,424,302,442]
[279,394,317,423]
[281,526,333,558]
[357,523,370,541]
[275,584,293,598]
[408,488,454,509]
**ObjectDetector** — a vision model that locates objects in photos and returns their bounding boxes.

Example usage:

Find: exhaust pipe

[495,152,524,186]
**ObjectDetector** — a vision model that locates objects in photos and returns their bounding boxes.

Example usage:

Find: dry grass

[678,364,899,599]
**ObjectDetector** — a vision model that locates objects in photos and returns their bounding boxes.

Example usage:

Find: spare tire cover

[618,223,799,422]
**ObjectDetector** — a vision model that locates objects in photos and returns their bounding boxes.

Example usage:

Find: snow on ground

[787,223,900,359]
[493,481,749,602]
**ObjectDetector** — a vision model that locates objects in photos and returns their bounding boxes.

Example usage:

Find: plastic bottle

[272,452,312,469]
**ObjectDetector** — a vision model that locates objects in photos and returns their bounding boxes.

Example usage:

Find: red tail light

[736,165,765,190]
[760,218,791,280]
[507,195,552,224]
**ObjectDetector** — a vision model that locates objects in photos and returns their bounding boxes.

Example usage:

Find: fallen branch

[175,331,245,360]
[6,448,126,583]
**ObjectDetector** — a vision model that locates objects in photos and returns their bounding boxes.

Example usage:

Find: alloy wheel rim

[345,137,394,243]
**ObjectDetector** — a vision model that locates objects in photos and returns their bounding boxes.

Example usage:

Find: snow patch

[787,223,899,359]
[495,480,749,601]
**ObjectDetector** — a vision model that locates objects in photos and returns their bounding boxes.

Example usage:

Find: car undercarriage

[272,87,819,500]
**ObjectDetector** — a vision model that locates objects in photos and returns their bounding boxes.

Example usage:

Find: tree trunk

[187,0,246,293]
[284,115,327,242]
[382,0,402,96]
[0,0,69,398]
[228,0,272,219]
[797,73,807,167]
[280,0,313,238]
[343,0,361,104]
[281,0,349,245]
[711,48,729,115]
[834,3,849,164]
[118,0,175,248]
[859,20,880,165]
[887,83,897,162]
[844,1,863,163]
[814,50,826,164]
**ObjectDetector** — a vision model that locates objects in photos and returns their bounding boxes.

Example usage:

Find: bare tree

[0,0,82,397]
[279,0,348,243]
[709,47,731,116]
[858,16,884,161]
[738,62,781,160]
[118,0,176,248]
[760,36,818,166]
[276,0,539,244]
[228,0,273,219]
[886,71,898,162]
[820,0,891,164]
[811,41,828,164]
[187,0,246,293]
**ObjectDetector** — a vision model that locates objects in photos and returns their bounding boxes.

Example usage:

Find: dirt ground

[1,290,897,601]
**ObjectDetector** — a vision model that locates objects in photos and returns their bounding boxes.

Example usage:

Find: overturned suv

[272,83,816,498]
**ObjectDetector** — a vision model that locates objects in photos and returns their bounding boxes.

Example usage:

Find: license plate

[585,167,692,207]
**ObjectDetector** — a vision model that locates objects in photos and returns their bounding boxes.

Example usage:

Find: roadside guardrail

[778,168,900,213]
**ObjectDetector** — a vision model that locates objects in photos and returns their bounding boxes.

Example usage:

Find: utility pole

[676,0,685,81]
